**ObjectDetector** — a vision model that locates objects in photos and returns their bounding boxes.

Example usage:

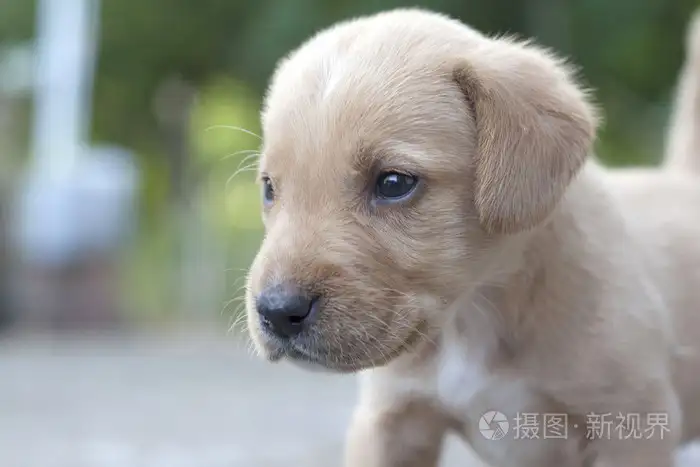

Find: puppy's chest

[435,337,493,414]
[434,332,530,420]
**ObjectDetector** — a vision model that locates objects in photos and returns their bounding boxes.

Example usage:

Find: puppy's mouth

[258,339,345,374]
[260,319,433,373]
[265,338,341,370]
[267,341,314,363]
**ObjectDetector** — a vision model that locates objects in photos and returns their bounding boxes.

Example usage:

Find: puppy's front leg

[344,397,450,467]
[577,384,681,467]
[592,429,678,467]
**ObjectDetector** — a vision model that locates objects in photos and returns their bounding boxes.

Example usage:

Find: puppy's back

[664,10,700,173]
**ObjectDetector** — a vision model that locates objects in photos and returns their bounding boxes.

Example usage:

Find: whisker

[228,310,248,334]
[206,125,262,140]
[221,149,261,162]
[226,164,260,188]
[237,152,261,167]
[223,267,252,274]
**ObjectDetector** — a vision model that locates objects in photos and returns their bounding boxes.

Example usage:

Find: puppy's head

[245,9,598,372]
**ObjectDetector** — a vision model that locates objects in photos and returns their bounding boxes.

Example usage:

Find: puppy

[245,8,700,467]
[666,9,700,174]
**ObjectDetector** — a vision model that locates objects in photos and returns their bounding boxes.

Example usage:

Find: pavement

[0,329,481,467]
[5,329,699,467]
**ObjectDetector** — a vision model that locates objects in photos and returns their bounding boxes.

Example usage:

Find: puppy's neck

[440,163,611,365]
[389,163,613,374]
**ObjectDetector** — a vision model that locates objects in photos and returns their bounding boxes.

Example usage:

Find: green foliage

[3,0,697,166]
[3,0,700,320]
[189,76,263,240]
[0,0,35,41]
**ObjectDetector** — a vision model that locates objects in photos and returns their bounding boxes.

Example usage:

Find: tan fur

[665,10,700,174]
[245,8,700,467]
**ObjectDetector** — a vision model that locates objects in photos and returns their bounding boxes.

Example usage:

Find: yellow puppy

[245,9,700,467]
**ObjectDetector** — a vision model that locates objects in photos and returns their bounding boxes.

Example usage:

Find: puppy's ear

[454,39,599,234]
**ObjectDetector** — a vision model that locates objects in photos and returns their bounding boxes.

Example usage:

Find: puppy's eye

[262,177,275,205]
[375,171,418,201]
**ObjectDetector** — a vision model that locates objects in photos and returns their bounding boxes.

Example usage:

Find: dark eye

[375,171,418,201]
[262,177,275,205]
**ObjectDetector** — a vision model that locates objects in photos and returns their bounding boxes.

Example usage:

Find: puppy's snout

[256,284,318,338]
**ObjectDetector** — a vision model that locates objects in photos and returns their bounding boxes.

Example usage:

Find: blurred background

[0,0,698,466]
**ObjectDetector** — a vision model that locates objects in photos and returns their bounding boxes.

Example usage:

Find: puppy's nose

[256,285,316,338]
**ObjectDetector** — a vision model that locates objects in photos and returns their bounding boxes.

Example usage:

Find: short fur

[245,9,700,467]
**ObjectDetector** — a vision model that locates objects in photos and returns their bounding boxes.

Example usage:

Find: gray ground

[0,329,482,467]
[5,330,699,467]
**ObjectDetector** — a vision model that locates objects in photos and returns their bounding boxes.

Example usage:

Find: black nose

[256,285,316,338]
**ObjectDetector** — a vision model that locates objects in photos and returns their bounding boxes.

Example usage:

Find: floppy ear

[454,39,599,234]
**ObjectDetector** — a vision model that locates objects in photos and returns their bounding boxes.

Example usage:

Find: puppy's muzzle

[256,284,319,338]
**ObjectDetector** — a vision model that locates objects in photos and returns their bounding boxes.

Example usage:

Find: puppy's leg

[344,397,450,467]
[592,429,678,467]
[577,384,681,467]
